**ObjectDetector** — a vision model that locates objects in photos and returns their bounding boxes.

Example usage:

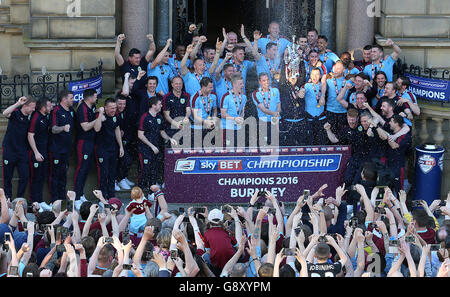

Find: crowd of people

[0,20,448,278]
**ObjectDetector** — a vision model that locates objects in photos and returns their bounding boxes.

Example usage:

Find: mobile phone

[153,226,160,234]
[104,237,114,244]
[405,235,415,243]
[350,217,359,228]
[283,248,295,256]
[122,264,133,270]
[318,235,327,243]
[375,207,386,214]
[179,207,185,213]
[351,185,356,191]
[104,204,113,210]
[122,233,130,245]
[4,233,11,242]
[412,200,423,207]
[254,202,264,209]
[26,272,33,277]
[183,217,190,223]
[389,239,399,247]
[170,249,178,259]
[8,266,19,276]
[439,201,446,207]
[222,205,232,213]
[257,191,267,197]
[23,221,28,229]
[295,227,302,236]
[145,250,154,260]
[329,233,338,240]
[56,244,66,253]
[375,199,383,207]
[194,207,205,213]
[267,208,276,215]
[303,189,310,200]
[430,244,441,251]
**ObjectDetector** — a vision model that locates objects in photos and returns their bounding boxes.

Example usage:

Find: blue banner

[405,73,450,102]
[68,75,103,102]
[174,154,342,175]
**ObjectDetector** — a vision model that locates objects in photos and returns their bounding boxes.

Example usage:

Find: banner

[164,146,352,204]
[404,73,450,102]
[68,75,103,102]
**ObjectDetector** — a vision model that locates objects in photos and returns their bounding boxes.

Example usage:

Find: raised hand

[189,24,197,33]
[117,34,126,43]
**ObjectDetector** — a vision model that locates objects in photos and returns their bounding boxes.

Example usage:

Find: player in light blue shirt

[221,74,247,147]
[252,73,281,146]
[300,68,327,145]
[317,35,340,73]
[363,40,402,82]
[214,54,235,108]
[168,44,191,77]
[324,61,350,132]
[253,21,291,59]
[147,39,175,95]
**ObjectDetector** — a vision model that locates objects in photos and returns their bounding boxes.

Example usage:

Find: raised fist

[323,122,331,131]
[147,34,154,42]
[189,24,197,33]
[64,124,70,132]
[117,34,126,43]
[199,36,207,43]
[18,96,28,105]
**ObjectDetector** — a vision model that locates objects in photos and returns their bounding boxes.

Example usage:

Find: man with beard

[324,109,366,186]
[214,53,235,106]
[337,91,370,116]
[339,52,360,77]
[317,35,340,73]
[168,44,191,78]
[307,29,319,52]
[305,51,327,82]
[373,82,413,126]
[191,77,217,147]
[363,40,401,82]
[28,98,53,204]
[396,76,421,116]
[336,73,371,106]
[116,95,135,191]
[354,45,373,71]
[115,33,155,82]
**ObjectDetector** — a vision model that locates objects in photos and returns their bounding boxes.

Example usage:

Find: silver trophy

[284,35,301,79]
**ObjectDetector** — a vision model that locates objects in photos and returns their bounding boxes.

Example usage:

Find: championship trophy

[284,35,302,80]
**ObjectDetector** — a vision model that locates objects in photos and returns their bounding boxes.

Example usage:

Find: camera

[122,264,133,270]
[104,237,114,244]
[104,204,113,210]
[405,235,415,243]
[283,248,295,256]
[389,239,399,247]
[122,232,130,245]
[350,217,359,229]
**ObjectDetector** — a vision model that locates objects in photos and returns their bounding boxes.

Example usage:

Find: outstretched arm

[115,34,126,67]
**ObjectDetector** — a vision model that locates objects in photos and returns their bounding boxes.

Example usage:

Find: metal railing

[0,60,103,111]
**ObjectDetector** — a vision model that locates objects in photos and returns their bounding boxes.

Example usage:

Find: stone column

[347,0,374,51]
[122,0,149,56]
[155,0,170,50]
[320,0,336,51]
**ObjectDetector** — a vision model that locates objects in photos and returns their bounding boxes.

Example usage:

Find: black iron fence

[0,60,103,111]
[397,61,450,105]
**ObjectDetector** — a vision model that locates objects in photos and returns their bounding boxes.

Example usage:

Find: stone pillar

[347,0,374,51]
[122,0,149,56]
[155,0,170,50]
[320,0,336,51]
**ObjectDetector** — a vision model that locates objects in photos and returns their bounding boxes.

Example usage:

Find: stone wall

[0,0,117,93]
[377,0,450,69]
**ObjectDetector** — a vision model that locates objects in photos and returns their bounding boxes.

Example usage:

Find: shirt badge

[358,126,363,132]
[144,159,149,164]
[70,112,74,117]
[34,163,39,168]
[113,117,117,123]
[180,98,185,104]
[4,160,8,165]
[99,158,104,163]
[84,154,88,160]
[157,118,161,125]
[54,160,59,164]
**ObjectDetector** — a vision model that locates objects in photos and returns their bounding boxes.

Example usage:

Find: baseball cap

[208,209,223,223]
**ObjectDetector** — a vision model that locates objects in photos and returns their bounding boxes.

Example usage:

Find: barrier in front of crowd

[164,145,351,204]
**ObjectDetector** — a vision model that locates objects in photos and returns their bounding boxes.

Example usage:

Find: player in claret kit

[126,187,153,243]
[2,96,36,199]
